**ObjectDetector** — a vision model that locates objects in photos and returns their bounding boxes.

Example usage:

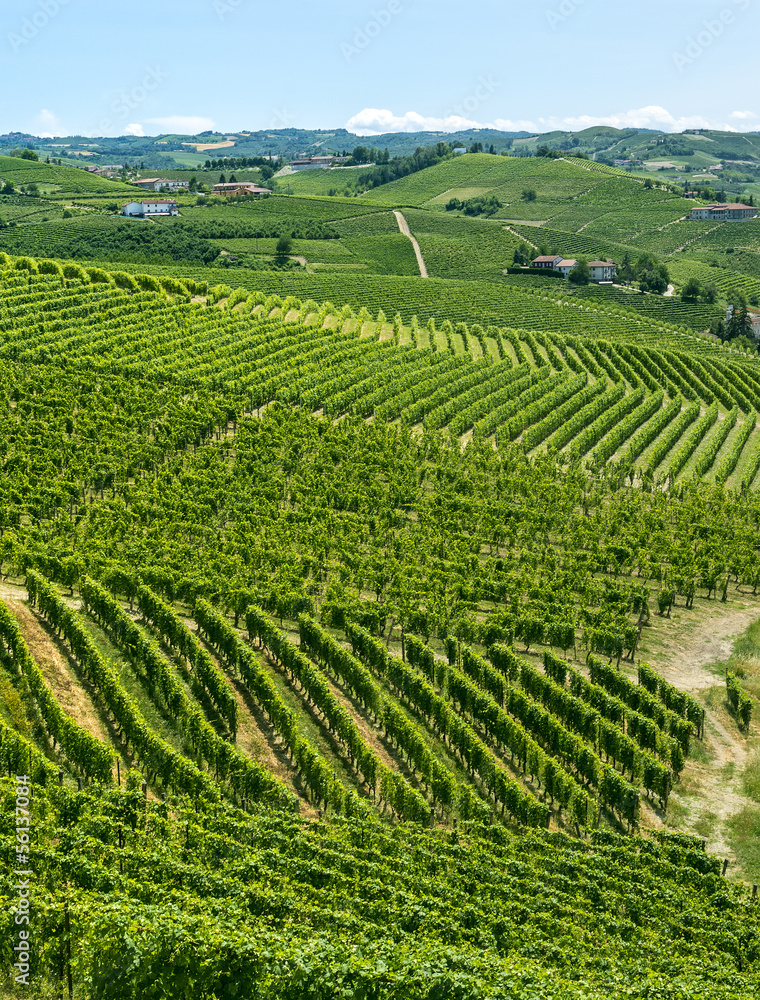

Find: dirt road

[394,211,428,278]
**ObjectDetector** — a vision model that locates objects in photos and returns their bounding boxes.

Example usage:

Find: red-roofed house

[532,255,563,269]
[212,182,272,196]
[554,258,578,277]
[587,260,617,282]
[690,203,758,221]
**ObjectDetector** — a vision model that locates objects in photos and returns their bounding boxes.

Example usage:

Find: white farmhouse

[531,255,564,269]
[587,260,617,282]
[529,255,617,282]
[554,258,577,277]
[121,199,179,217]
[690,203,758,221]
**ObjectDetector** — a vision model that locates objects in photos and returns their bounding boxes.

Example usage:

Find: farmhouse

[587,260,617,282]
[554,258,578,277]
[212,182,272,196]
[532,255,563,269]
[690,203,758,221]
[134,178,189,192]
[530,255,617,282]
[121,199,179,217]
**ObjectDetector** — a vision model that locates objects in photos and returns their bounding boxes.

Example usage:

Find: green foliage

[726,670,753,730]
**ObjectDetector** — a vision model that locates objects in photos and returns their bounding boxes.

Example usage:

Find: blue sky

[1,0,758,137]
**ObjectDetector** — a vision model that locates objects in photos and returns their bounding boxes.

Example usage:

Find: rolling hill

[1,142,760,999]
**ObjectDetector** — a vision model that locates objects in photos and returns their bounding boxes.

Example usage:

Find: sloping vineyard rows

[25,570,224,803]
[325,619,550,827]
[1,264,758,465]
[2,772,757,998]
[140,587,362,816]
[208,601,431,823]
[78,577,300,810]
[0,599,115,781]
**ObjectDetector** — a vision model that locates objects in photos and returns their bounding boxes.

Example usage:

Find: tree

[522,188,537,202]
[726,304,753,341]
[681,277,701,302]
[635,253,669,294]
[703,282,718,304]
[569,259,591,285]
[732,334,757,354]
[619,252,635,285]
[513,243,532,266]
[276,234,293,255]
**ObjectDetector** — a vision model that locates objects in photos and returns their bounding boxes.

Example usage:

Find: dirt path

[5,598,113,748]
[640,600,759,869]
[664,283,675,297]
[0,582,28,603]
[642,602,759,693]
[393,211,428,278]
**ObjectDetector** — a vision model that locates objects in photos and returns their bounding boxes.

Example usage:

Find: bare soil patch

[638,597,760,873]
[6,599,113,748]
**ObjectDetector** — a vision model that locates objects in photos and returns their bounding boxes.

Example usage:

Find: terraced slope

[2,251,760,997]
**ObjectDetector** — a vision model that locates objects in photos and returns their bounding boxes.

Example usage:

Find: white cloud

[32,108,63,138]
[125,123,145,136]
[346,105,749,136]
[730,110,757,120]
[144,115,216,134]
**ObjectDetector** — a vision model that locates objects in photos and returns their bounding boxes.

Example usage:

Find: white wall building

[587,260,617,282]
[121,199,179,217]
[690,203,758,221]
[530,255,617,282]
[134,178,189,192]
[554,258,578,277]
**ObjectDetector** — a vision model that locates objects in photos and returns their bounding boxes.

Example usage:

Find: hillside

[0,155,138,199]
[1,150,760,998]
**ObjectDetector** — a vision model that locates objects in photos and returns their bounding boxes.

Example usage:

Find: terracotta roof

[532,255,561,263]
[703,203,755,210]
[556,259,577,267]
[213,182,271,189]
[587,260,615,268]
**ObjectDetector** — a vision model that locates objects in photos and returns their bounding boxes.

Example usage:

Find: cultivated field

[1,148,760,998]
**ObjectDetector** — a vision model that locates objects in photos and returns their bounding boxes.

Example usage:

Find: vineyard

[1,146,760,998]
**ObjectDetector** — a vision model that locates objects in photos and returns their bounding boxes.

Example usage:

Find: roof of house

[556,259,578,267]
[213,182,272,192]
[532,255,561,263]
[703,203,755,210]
[122,199,178,206]
[587,260,616,268]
